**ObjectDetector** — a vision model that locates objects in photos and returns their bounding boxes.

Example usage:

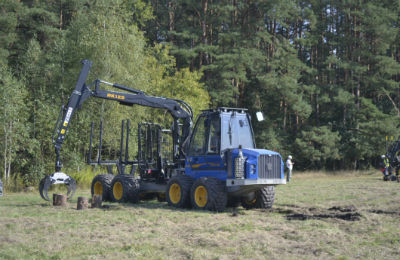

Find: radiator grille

[234,156,246,179]
[258,154,281,179]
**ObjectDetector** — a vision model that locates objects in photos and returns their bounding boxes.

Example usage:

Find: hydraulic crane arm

[53,59,193,170]
[40,60,193,201]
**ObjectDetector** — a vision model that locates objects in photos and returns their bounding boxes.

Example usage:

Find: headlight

[250,164,256,174]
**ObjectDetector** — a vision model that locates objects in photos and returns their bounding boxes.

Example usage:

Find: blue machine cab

[184,108,285,208]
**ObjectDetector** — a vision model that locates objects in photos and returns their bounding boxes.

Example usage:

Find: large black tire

[166,175,193,208]
[111,174,140,203]
[91,174,114,202]
[190,177,227,212]
[242,186,275,209]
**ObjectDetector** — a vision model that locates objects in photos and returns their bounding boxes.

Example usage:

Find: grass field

[1,171,400,260]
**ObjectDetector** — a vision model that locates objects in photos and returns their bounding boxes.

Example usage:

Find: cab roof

[201,107,248,114]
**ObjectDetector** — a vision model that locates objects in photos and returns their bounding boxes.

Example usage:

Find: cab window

[207,116,220,154]
[189,116,207,155]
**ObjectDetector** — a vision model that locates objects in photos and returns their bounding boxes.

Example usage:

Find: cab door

[185,114,226,180]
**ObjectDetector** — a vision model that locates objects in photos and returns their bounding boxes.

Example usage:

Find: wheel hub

[113,182,123,200]
[194,185,208,207]
[94,181,103,195]
[169,183,181,204]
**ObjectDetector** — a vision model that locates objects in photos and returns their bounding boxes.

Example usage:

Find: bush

[23,164,46,187]
[3,174,24,192]
[69,166,96,189]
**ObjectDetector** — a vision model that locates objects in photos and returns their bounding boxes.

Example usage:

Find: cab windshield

[221,113,254,151]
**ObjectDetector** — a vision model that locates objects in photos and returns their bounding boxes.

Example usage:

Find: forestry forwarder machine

[39,60,286,211]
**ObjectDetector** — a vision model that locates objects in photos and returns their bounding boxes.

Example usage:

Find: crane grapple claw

[39,175,52,201]
[38,172,77,201]
[66,178,77,199]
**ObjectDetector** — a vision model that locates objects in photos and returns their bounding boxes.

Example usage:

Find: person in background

[382,154,390,176]
[286,155,294,182]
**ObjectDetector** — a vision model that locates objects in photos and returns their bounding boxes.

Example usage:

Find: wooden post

[53,194,67,206]
[77,197,89,210]
[91,194,102,208]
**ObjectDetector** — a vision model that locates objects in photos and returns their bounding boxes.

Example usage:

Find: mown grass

[1,171,400,260]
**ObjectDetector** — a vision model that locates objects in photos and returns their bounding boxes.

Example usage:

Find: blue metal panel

[229,148,285,180]
[184,149,284,182]
[185,155,227,181]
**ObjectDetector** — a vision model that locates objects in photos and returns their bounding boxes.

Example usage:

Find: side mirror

[256,111,264,122]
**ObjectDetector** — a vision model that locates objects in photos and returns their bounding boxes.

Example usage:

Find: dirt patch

[368,209,400,216]
[328,205,357,212]
[279,204,302,208]
[287,212,361,221]
[271,205,362,221]
[0,235,19,244]
[263,207,295,215]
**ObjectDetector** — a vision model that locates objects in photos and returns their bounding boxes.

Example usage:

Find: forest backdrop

[1,0,400,186]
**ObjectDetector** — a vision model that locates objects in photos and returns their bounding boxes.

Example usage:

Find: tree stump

[77,197,89,210]
[53,194,67,206]
[91,194,102,208]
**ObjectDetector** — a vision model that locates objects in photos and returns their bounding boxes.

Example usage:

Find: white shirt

[286,159,294,170]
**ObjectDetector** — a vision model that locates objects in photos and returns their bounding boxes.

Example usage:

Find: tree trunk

[200,0,209,67]
[77,197,89,210]
[59,5,63,30]
[3,135,7,181]
[91,194,102,208]
[168,1,175,44]
[315,94,320,126]
[356,56,361,111]
[353,159,358,171]
[7,122,12,181]
[283,101,287,129]
[53,194,68,206]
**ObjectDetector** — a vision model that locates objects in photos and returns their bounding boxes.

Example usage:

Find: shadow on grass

[368,209,400,216]
[5,196,366,221]
[12,198,365,220]
[91,200,249,217]
[113,200,237,215]
[5,199,222,215]
[267,204,362,221]
[295,170,383,177]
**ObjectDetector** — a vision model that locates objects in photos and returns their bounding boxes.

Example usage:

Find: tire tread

[111,174,140,203]
[90,174,114,202]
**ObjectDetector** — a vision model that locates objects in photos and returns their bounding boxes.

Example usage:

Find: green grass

[1,171,400,259]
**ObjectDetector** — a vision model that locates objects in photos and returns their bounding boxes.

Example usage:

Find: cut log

[53,194,67,206]
[91,194,102,208]
[77,197,89,210]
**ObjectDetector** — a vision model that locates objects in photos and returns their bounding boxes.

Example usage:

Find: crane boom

[40,60,193,201]
[53,60,192,170]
